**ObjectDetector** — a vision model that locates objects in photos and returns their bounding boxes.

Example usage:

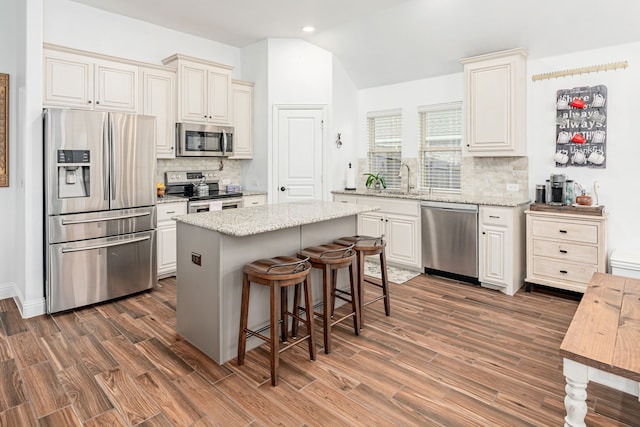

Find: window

[418,102,462,193]
[367,109,402,189]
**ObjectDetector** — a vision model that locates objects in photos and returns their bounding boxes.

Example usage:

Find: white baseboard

[0,282,15,300]
[9,283,46,318]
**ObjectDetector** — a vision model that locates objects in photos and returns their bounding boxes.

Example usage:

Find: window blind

[367,109,402,189]
[418,102,462,193]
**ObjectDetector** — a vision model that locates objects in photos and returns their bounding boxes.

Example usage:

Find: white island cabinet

[174,201,378,364]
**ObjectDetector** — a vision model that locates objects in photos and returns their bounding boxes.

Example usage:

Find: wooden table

[560,272,640,426]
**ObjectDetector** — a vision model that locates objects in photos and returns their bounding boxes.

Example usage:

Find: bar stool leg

[291,283,301,338]
[303,276,316,360]
[237,273,251,365]
[357,251,365,327]
[269,282,279,386]
[280,286,288,344]
[380,251,391,316]
[330,268,338,317]
[349,263,360,334]
[322,264,332,354]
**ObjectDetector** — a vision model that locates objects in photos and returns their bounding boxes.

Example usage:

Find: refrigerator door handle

[61,235,151,253]
[103,120,109,201]
[109,116,116,200]
[61,211,150,226]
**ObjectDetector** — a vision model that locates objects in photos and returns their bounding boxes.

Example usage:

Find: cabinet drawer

[333,194,357,204]
[532,238,598,264]
[480,206,512,226]
[530,219,598,244]
[158,202,187,222]
[357,196,420,217]
[531,257,597,284]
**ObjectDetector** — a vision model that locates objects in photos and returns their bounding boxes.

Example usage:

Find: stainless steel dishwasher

[421,201,479,282]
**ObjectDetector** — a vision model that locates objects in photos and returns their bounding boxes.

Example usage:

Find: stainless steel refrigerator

[44,108,157,313]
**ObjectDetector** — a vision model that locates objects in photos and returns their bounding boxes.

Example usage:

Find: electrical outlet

[191,252,201,266]
[222,178,230,185]
[251,179,259,186]
[506,183,519,192]
[593,180,600,195]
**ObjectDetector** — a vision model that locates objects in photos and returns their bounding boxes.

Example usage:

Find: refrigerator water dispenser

[57,149,90,198]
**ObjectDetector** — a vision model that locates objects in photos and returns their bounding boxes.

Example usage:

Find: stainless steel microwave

[177,122,234,157]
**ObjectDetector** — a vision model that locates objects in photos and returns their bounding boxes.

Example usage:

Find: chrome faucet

[399,163,411,193]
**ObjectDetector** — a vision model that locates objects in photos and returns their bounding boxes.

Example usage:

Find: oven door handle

[61,212,150,225]
[61,235,150,253]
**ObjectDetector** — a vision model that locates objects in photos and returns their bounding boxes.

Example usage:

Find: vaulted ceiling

[68,0,640,88]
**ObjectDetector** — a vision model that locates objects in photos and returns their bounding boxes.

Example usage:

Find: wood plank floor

[0,274,639,426]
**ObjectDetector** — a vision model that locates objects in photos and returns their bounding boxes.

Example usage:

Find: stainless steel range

[165,170,244,213]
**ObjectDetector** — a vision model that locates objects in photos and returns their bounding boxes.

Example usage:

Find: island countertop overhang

[173,200,379,237]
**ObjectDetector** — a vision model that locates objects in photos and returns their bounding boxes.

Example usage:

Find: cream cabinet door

[94,60,138,112]
[480,224,508,287]
[385,213,419,268]
[358,212,385,239]
[461,48,527,156]
[179,63,208,123]
[229,81,253,159]
[141,68,176,159]
[208,70,231,124]
[44,54,93,109]
[157,202,187,277]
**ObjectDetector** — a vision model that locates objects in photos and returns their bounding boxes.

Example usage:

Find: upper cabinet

[44,47,138,112]
[162,54,233,125]
[460,48,527,157]
[229,80,254,159]
[140,67,176,159]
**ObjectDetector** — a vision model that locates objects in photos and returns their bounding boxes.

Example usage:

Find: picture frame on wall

[554,85,607,169]
[0,73,7,187]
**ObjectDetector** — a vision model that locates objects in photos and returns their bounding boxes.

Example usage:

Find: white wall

[330,56,359,191]
[44,0,241,75]
[357,72,464,159]
[239,40,268,192]
[527,42,640,255]
[266,39,334,201]
[0,0,18,300]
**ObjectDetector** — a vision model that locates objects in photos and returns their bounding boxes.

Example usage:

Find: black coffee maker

[550,174,566,205]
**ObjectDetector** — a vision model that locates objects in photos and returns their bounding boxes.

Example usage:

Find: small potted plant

[364,172,386,190]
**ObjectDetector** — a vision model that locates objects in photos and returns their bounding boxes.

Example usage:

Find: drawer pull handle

[559,249,567,254]
[166,211,176,214]
[560,270,568,274]
[559,230,568,233]
[489,215,500,219]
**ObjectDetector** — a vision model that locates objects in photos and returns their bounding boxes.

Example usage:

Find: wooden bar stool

[296,243,359,354]
[334,235,390,327]
[237,256,315,386]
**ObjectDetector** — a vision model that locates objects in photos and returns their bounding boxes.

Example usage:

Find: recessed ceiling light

[302,26,315,33]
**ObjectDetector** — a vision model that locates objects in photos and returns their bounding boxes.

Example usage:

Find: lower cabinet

[157,201,187,277]
[479,205,526,295]
[243,194,267,207]
[525,210,608,293]
[347,195,421,270]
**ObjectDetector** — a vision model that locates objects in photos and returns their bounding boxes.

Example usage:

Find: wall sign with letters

[554,85,607,168]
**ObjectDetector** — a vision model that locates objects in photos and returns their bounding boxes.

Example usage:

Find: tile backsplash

[157,158,242,185]
[357,156,529,199]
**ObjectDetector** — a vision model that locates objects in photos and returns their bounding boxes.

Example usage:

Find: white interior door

[274,106,325,203]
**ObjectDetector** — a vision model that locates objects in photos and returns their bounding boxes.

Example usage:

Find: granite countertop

[156,195,188,204]
[332,189,530,207]
[173,200,378,237]
[157,191,267,204]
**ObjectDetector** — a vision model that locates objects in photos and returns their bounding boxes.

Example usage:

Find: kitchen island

[173,201,379,364]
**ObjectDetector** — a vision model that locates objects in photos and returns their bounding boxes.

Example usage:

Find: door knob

[280,186,287,192]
